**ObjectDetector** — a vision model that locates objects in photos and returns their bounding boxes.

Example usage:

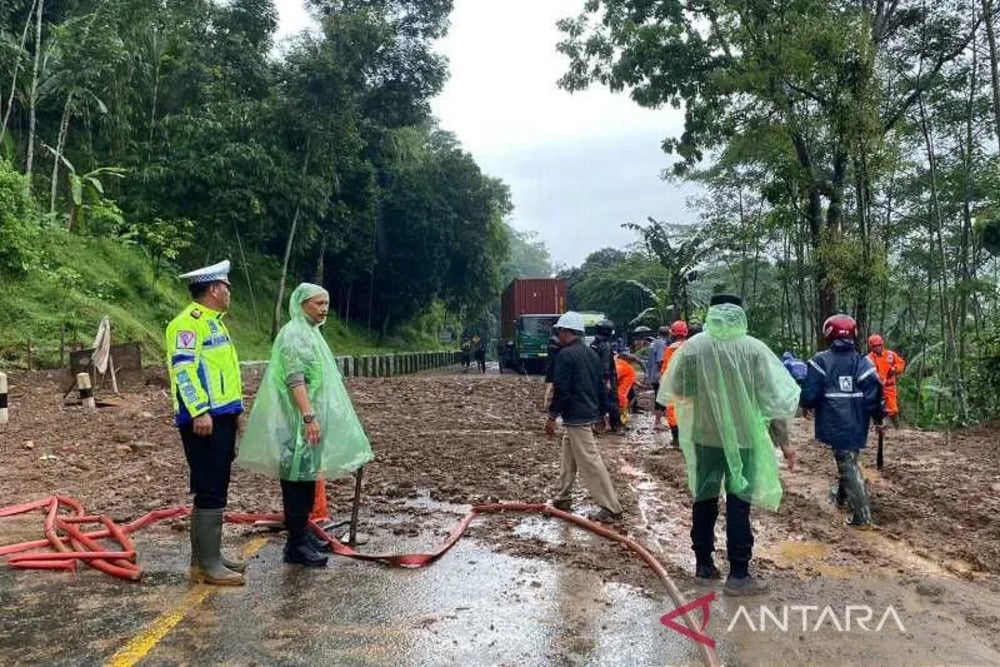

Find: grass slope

[0,231,443,368]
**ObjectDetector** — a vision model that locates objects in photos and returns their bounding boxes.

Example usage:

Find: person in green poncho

[238,283,373,567]
[659,294,800,596]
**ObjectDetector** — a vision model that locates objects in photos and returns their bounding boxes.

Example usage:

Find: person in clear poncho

[658,294,799,596]
[238,283,373,567]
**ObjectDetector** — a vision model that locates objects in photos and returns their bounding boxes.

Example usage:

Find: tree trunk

[50,92,73,215]
[818,152,849,335]
[0,0,38,148]
[272,206,301,340]
[367,270,375,333]
[854,156,873,341]
[796,222,810,351]
[24,0,45,186]
[918,94,962,416]
[982,0,1000,152]
[314,232,327,285]
[272,147,312,339]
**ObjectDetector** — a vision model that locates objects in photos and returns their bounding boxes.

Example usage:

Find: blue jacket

[801,340,885,451]
[646,337,667,382]
[782,352,808,383]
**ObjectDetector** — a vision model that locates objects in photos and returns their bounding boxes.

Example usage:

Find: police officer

[166,260,246,586]
[591,319,620,433]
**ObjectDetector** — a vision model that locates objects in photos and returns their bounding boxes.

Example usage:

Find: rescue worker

[653,320,688,445]
[238,283,373,567]
[166,260,245,586]
[660,294,800,595]
[801,315,885,530]
[867,334,906,427]
[615,353,639,423]
[645,326,669,398]
[591,319,620,433]
[781,351,808,385]
[546,312,624,523]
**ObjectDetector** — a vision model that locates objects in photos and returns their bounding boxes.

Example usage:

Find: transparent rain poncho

[237,283,373,481]
[658,303,800,510]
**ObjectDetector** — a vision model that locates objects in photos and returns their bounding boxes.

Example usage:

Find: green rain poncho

[658,303,800,510]
[237,283,373,481]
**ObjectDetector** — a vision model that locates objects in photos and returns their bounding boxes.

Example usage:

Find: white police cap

[179,260,231,285]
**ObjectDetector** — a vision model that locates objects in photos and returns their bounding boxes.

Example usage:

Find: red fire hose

[1,497,719,667]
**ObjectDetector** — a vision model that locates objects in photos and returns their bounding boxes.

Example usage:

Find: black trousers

[180,414,238,510]
[689,445,754,577]
[606,386,621,429]
[475,353,486,372]
[281,479,315,534]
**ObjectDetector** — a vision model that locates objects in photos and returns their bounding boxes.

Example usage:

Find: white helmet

[554,311,585,334]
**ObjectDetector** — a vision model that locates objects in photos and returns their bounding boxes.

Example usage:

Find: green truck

[498,278,567,375]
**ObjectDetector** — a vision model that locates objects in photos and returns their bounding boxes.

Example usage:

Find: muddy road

[1,367,999,665]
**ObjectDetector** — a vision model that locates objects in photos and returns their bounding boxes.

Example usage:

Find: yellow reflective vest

[165,302,243,426]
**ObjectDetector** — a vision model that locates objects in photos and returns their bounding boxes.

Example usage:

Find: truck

[578,311,609,347]
[498,278,568,375]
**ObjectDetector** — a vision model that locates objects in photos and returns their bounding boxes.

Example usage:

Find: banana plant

[45,146,124,231]
[623,218,709,321]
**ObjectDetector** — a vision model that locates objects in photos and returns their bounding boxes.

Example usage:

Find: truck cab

[500,314,560,375]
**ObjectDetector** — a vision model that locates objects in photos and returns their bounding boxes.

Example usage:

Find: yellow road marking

[105,537,268,667]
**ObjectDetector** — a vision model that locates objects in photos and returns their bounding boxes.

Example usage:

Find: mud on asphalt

[1,367,1000,665]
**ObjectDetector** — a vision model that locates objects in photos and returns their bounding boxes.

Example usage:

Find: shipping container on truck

[498,278,568,374]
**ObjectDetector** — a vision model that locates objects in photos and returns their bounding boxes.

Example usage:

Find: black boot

[284,526,329,567]
[305,527,334,553]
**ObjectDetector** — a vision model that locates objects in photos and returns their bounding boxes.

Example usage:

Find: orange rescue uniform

[867,349,906,417]
[615,357,637,412]
[659,340,685,427]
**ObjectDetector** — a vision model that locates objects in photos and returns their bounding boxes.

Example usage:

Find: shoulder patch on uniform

[190,309,202,320]
[176,330,197,349]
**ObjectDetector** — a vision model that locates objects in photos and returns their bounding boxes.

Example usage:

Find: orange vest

[615,358,637,409]
[660,340,685,377]
[867,349,906,388]
[660,340,685,427]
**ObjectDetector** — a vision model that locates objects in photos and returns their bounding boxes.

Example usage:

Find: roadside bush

[0,160,39,275]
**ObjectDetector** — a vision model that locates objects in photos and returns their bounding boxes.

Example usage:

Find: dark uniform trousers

[180,414,238,510]
[690,444,755,577]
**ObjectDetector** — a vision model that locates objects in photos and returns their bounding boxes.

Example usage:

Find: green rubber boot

[190,508,244,586]
[189,508,246,575]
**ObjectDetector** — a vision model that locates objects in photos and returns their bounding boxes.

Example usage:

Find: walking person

[238,283,374,566]
[866,334,906,427]
[802,315,885,529]
[645,326,669,397]
[591,319,621,433]
[660,294,800,595]
[653,320,689,445]
[546,312,624,522]
[474,336,487,374]
[166,260,246,586]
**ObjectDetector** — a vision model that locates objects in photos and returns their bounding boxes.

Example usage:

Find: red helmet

[669,320,689,338]
[823,314,857,342]
[868,334,884,347]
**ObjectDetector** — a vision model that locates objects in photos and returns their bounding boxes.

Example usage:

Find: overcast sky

[275,0,697,268]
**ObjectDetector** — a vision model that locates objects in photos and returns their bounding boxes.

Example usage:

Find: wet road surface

[0,524,703,666]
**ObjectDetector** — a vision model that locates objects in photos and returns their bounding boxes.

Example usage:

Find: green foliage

[0,159,38,275]
[978,217,1000,256]
[0,230,448,369]
[0,0,515,353]
[966,326,1000,422]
